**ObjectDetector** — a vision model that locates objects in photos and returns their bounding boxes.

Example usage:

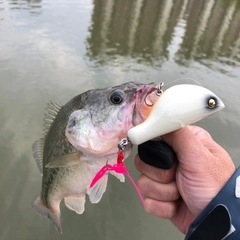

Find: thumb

[162,125,235,183]
[162,126,211,167]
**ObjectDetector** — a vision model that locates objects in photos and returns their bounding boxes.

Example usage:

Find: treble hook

[156,82,164,96]
[117,138,130,152]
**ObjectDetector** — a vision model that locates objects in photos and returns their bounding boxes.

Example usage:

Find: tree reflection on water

[86,0,240,69]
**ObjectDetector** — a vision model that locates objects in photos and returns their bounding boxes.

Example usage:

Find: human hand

[134,126,236,234]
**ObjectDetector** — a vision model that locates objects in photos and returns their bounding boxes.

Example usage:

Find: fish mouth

[144,86,160,106]
[133,83,160,125]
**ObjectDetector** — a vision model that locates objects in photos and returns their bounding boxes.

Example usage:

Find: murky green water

[1,0,240,239]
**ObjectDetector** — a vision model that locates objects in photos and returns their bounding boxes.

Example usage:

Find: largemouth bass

[32,82,159,233]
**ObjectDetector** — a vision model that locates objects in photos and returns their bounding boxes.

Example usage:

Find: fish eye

[208,97,216,108]
[109,90,124,105]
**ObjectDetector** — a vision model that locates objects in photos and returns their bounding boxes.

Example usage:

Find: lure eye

[208,97,216,108]
[110,91,124,105]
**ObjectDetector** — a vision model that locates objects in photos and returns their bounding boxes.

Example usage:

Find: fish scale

[42,99,81,206]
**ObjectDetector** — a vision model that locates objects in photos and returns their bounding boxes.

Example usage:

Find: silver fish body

[32,82,158,233]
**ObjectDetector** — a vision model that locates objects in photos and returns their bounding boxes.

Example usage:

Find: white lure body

[128,84,225,145]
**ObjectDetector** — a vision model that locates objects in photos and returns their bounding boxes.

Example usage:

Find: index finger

[134,154,177,183]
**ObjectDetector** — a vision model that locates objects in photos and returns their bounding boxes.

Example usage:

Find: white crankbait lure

[128,84,225,145]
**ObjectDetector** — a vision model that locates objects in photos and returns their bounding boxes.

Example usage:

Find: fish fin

[32,138,45,175]
[110,172,125,182]
[31,195,62,234]
[87,174,108,204]
[43,102,62,134]
[45,152,80,168]
[64,195,86,214]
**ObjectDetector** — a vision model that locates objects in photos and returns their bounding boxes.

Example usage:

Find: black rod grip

[138,140,176,169]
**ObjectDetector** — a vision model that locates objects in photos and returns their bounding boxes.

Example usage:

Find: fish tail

[31,195,62,234]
